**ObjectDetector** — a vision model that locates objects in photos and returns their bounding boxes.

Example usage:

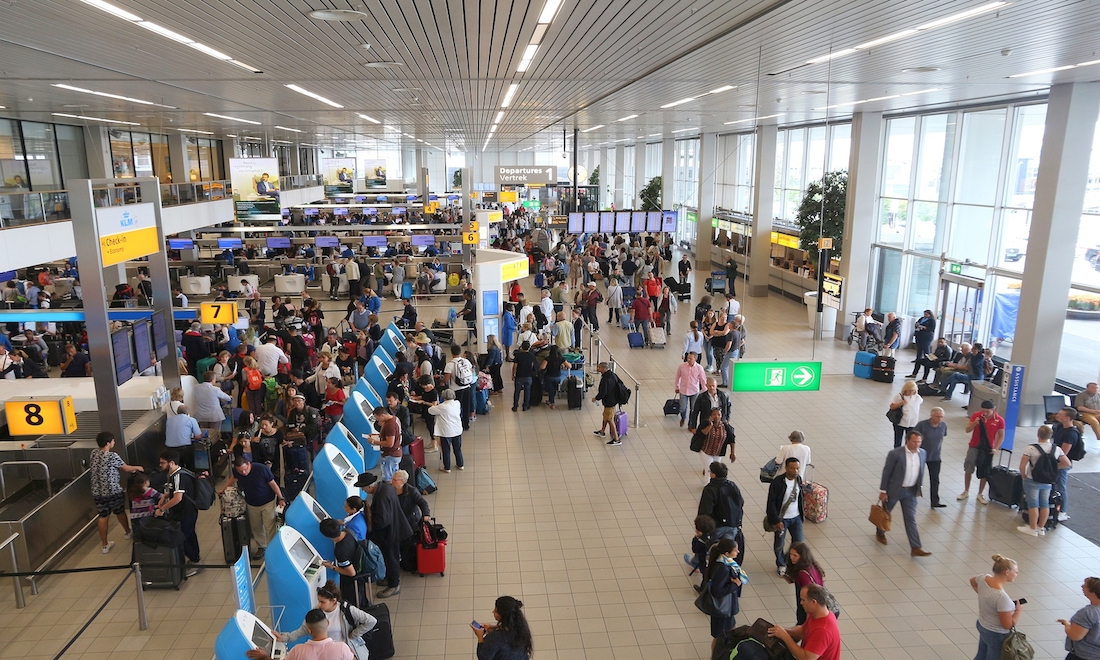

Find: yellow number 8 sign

[5,396,78,436]
[200,301,239,325]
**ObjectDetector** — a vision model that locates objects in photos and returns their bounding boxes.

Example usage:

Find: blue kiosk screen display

[266,237,292,249]
[218,238,243,249]
[168,239,194,249]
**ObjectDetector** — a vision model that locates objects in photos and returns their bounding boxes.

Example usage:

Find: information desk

[264,527,325,647]
[312,444,362,522]
[215,610,285,660]
[228,274,260,294]
[283,492,339,583]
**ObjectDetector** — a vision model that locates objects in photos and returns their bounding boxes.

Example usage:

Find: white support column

[82,126,113,179]
[613,144,625,209]
[661,137,675,211]
[748,124,778,298]
[1013,82,1100,406]
[633,142,647,207]
[696,132,718,265]
[836,111,884,336]
[168,134,189,184]
[596,148,607,209]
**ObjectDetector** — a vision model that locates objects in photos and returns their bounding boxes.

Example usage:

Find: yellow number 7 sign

[201,301,239,324]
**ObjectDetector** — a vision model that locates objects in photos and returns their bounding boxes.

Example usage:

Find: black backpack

[1067,430,1087,461]
[1029,443,1060,484]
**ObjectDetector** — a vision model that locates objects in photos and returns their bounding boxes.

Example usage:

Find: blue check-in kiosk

[326,420,378,471]
[373,343,396,372]
[352,376,385,409]
[342,392,382,470]
[264,527,325,645]
[313,443,361,520]
[362,354,393,397]
[215,610,285,660]
[381,324,406,357]
[283,491,338,582]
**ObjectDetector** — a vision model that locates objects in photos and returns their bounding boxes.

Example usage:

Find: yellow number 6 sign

[201,301,239,324]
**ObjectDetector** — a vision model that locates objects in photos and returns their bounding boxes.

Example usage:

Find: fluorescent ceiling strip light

[671,127,699,133]
[521,44,539,60]
[530,24,549,45]
[228,60,263,73]
[708,85,735,94]
[501,84,518,107]
[52,112,139,125]
[724,113,785,125]
[357,114,382,124]
[517,59,532,72]
[177,128,213,134]
[616,114,638,122]
[51,83,176,108]
[806,48,856,64]
[900,88,940,96]
[661,97,695,108]
[813,89,937,110]
[79,0,142,22]
[225,134,237,137]
[854,29,918,50]
[581,125,604,132]
[188,42,233,60]
[1009,63,1085,78]
[204,112,261,124]
[495,111,505,123]
[538,0,564,24]
[275,125,303,132]
[285,84,344,108]
[614,138,629,142]
[648,133,662,137]
[137,21,193,43]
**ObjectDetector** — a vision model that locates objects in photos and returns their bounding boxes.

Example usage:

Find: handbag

[868,502,892,531]
[759,458,779,484]
[1001,627,1034,660]
[886,405,903,425]
[693,579,734,618]
[284,430,306,446]
[689,431,705,453]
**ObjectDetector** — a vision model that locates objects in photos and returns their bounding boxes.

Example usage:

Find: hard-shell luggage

[45,338,65,367]
[417,540,446,577]
[567,376,583,410]
[872,355,895,383]
[854,351,875,379]
[614,410,629,439]
[409,436,425,470]
[400,537,418,573]
[534,273,545,288]
[988,450,1023,507]
[475,388,490,415]
[627,324,645,349]
[401,281,414,299]
[620,313,632,330]
[221,515,251,563]
[801,464,828,524]
[361,602,395,659]
[528,374,544,407]
[678,282,692,301]
[649,327,667,348]
[134,541,184,590]
[663,398,680,416]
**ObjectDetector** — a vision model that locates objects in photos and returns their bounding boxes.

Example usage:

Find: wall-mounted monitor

[392,207,406,216]
[363,208,377,216]
[217,238,243,249]
[615,211,631,233]
[314,236,340,248]
[111,327,133,386]
[375,195,388,202]
[662,210,678,233]
[599,212,615,233]
[411,235,435,247]
[167,238,194,250]
[362,236,387,248]
[583,212,599,233]
[304,208,319,217]
[406,194,418,201]
[646,211,662,232]
[151,310,169,361]
[567,212,583,234]
[333,208,349,215]
[354,196,368,203]
[631,211,647,232]
[266,237,292,249]
[281,208,290,218]
[132,319,152,375]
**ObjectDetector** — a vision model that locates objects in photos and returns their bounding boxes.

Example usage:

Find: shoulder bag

[886,399,904,425]
[764,484,800,533]
[868,502,892,531]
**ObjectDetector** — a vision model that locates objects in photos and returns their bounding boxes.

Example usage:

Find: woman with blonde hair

[888,379,923,448]
[969,554,1023,660]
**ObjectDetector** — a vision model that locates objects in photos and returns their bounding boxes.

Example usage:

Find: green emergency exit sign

[949,263,962,274]
[731,361,822,392]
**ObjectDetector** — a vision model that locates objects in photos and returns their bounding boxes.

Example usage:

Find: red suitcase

[409,436,425,470]
[417,540,446,577]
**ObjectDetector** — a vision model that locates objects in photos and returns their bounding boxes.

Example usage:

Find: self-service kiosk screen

[252,623,274,656]
[332,452,353,475]
[311,501,326,520]
[377,361,392,379]
[288,538,315,571]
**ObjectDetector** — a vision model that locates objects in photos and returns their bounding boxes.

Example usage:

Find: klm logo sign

[119,212,135,228]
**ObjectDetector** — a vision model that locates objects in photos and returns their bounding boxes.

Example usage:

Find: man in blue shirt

[221,453,284,558]
[165,404,203,471]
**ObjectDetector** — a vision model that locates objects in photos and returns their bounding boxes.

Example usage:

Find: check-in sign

[494,166,556,185]
[96,203,159,267]
[731,361,822,392]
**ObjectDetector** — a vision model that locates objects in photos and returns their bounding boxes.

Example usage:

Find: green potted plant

[588,165,599,186]
[795,171,847,268]
[640,176,662,211]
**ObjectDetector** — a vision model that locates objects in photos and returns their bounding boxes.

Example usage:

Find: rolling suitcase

[627,324,645,348]
[409,436,426,470]
[801,464,828,523]
[360,602,395,659]
[283,468,309,502]
[221,515,251,563]
[649,327,667,348]
[614,410,629,438]
[620,313,632,330]
[567,376,583,409]
[678,282,692,301]
[987,449,1023,507]
[663,398,680,415]
[528,375,544,407]
[854,351,874,379]
[872,355,895,383]
[400,537,418,572]
[133,540,184,590]
[417,540,446,576]
[475,388,490,414]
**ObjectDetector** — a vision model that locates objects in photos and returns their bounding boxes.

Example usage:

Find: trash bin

[804,292,838,333]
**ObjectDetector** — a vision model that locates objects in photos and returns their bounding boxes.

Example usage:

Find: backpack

[1067,430,1087,461]
[430,344,445,373]
[615,377,632,406]
[244,367,263,391]
[453,358,476,386]
[1030,443,1060,484]
[353,538,387,581]
[180,468,215,511]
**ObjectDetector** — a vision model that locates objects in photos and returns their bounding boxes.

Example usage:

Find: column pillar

[167,134,189,183]
[836,111,884,336]
[1013,82,1100,407]
[596,148,607,209]
[661,137,675,212]
[82,127,112,179]
[613,144,625,209]
[696,132,718,265]
[748,124,778,298]
[633,141,647,208]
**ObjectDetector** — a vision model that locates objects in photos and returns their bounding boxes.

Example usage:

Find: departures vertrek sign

[494,166,556,185]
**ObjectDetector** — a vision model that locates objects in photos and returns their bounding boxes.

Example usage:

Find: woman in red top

[783,542,826,625]
[645,274,661,310]
[322,377,346,425]
[509,280,522,303]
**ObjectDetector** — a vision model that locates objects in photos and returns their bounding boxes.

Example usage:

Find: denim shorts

[1022,478,1052,509]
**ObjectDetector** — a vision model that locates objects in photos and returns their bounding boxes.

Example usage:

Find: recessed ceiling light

[52,83,177,108]
[538,0,565,24]
[275,125,303,133]
[136,21,193,44]
[228,60,263,73]
[581,125,604,132]
[671,127,699,133]
[178,128,214,134]
[903,66,942,73]
[392,87,421,92]
[648,133,662,137]
[806,48,857,65]
[188,43,233,60]
[358,114,382,124]
[62,104,87,108]
[724,113,785,125]
[52,112,140,125]
[709,85,736,94]
[204,112,261,125]
[307,9,370,21]
[661,97,695,109]
[79,0,142,22]
[495,111,505,123]
[364,61,404,68]
[1009,60,1100,78]
[501,84,519,108]
[616,114,638,122]
[285,84,343,108]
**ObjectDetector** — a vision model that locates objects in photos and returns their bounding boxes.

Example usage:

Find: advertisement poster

[230,158,280,220]
[322,157,356,194]
[363,159,387,188]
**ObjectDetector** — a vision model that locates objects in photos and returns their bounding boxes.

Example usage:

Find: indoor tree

[452,170,462,189]
[795,170,847,267]
[588,165,599,186]
[640,176,662,210]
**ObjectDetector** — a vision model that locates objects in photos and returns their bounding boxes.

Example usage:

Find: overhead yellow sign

[469,192,479,199]
[469,221,479,232]
[818,237,833,250]
[424,201,439,214]
[96,204,159,267]
[500,259,530,282]
[201,301,239,324]
[5,396,77,436]
[499,191,518,203]
[462,232,478,245]
[771,231,801,250]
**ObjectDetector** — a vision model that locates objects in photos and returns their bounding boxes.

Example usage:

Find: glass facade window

[111,130,172,183]
[55,124,88,183]
[882,117,916,198]
[623,145,635,206]
[20,122,63,190]
[906,255,941,318]
[186,137,223,181]
[1,117,88,190]
[773,123,851,222]
[131,132,154,179]
[673,138,699,209]
[873,247,903,313]
[715,132,754,214]
[645,142,661,181]
[954,109,1007,206]
[274,145,293,176]
[299,146,316,175]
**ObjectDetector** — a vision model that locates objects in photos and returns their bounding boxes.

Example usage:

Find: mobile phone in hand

[471,620,483,630]
[1017,598,1028,605]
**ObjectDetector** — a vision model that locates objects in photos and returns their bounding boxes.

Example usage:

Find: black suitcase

[1020,488,1062,529]
[399,537,418,573]
[987,450,1023,507]
[361,602,395,659]
[567,376,583,410]
[46,339,65,367]
[283,468,309,502]
[872,355,896,383]
[663,398,680,415]
[678,282,692,301]
[528,375,543,407]
[221,515,251,564]
[134,541,184,590]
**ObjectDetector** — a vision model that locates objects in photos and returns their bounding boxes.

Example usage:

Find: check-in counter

[179,275,211,295]
[228,274,259,294]
[275,273,307,293]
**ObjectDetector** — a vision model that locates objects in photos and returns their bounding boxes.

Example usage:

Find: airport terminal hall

[6,1,1100,659]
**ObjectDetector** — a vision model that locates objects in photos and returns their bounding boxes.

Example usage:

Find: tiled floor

[3,257,1099,659]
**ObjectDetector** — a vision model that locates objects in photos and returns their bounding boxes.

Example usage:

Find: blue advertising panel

[483,289,500,316]
[233,547,255,614]
[1001,365,1026,451]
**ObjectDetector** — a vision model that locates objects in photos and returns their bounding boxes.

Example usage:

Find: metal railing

[0,461,52,501]
[281,174,322,190]
[1,533,24,609]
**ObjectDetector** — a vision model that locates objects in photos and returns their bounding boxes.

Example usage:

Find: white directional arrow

[792,366,815,387]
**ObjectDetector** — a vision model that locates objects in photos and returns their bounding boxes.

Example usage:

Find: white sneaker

[1059,512,1071,521]
[102,541,115,554]
[1016,525,1038,536]
[977,494,989,505]
[1037,528,1046,536]
[124,531,133,540]
[957,491,969,501]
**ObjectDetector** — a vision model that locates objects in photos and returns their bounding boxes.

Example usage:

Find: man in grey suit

[875,430,933,557]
